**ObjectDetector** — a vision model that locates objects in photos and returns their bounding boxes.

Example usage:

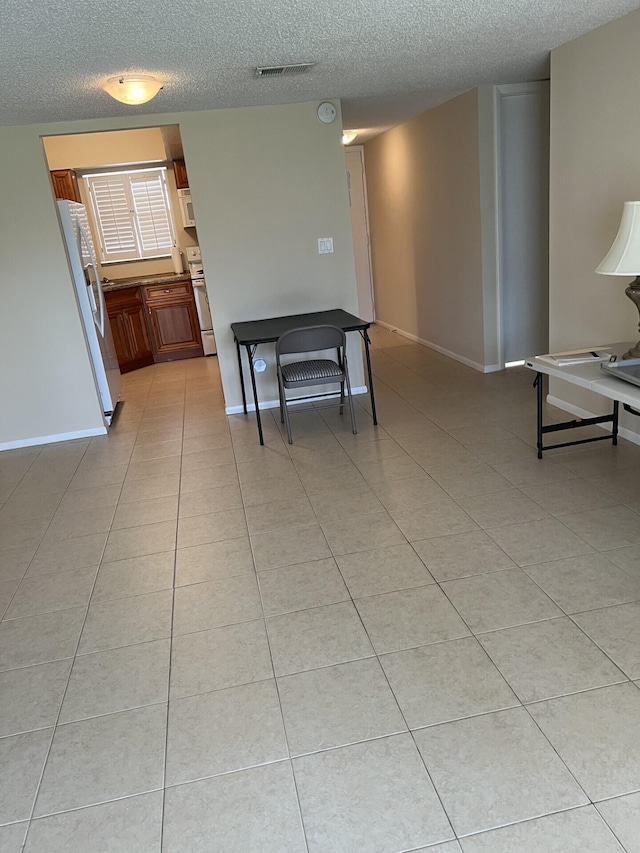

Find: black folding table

[231,309,378,444]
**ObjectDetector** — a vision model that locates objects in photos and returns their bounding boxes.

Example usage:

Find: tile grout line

[20,492,111,840]
[10,369,162,837]
[158,365,189,853]
[323,467,461,846]
[0,447,93,628]
[242,407,312,852]
[17,404,151,822]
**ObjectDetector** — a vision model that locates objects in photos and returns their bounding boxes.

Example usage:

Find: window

[84,167,176,263]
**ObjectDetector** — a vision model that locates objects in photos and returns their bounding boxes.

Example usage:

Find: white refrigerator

[57,200,121,424]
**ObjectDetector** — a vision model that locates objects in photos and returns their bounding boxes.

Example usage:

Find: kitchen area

[44,126,216,379]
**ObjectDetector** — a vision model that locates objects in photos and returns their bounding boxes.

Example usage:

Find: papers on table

[535,349,612,367]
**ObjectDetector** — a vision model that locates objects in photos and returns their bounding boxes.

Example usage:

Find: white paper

[536,349,611,367]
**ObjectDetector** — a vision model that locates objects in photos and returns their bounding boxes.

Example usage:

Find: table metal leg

[533,369,618,457]
[245,344,264,445]
[362,329,378,426]
[535,373,543,458]
[236,339,247,414]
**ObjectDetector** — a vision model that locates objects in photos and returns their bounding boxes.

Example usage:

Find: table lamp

[596,201,640,359]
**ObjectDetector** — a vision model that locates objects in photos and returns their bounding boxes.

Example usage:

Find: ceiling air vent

[255,63,315,78]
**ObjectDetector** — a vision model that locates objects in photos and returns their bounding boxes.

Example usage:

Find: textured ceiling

[1,0,638,137]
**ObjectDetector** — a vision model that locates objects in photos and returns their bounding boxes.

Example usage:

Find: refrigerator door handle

[86,263,105,335]
[87,276,97,314]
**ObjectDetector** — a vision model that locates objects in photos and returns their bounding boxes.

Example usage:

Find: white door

[345,148,375,322]
[498,83,550,362]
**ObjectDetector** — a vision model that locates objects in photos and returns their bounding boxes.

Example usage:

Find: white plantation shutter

[85,168,176,263]
[89,175,137,257]
[130,174,174,253]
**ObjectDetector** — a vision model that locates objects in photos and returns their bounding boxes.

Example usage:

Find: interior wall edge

[0,425,107,452]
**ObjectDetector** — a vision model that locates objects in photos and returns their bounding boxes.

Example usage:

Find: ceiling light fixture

[342,131,357,145]
[102,75,163,105]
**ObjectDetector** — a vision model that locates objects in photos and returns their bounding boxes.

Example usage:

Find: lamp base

[623,277,640,359]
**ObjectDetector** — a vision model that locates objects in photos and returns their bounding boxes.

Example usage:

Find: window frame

[83,166,177,265]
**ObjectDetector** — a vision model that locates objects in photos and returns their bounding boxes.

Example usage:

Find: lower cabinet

[105,287,154,374]
[143,282,204,362]
[105,280,203,373]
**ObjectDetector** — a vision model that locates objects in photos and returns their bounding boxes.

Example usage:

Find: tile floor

[1,325,640,850]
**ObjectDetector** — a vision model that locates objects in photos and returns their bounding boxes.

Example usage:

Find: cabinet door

[147,298,203,361]
[105,289,154,373]
[50,169,81,202]
[173,158,189,189]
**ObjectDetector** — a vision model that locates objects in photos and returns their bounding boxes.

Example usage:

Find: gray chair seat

[281,359,344,384]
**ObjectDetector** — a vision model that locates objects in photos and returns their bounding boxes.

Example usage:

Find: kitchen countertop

[102,272,190,293]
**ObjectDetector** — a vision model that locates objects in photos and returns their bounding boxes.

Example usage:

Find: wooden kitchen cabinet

[50,169,81,202]
[172,158,189,189]
[143,281,203,361]
[104,287,155,373]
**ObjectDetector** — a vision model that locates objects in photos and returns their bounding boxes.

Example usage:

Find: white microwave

[177,188,196,228]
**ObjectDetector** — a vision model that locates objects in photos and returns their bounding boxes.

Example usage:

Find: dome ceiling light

[102,75,163,105]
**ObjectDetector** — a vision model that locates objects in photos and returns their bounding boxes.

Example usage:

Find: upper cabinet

[50,169,81,203]
[173,158,189,189]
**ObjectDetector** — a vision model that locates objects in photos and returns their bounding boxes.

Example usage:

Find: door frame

[488,82,550,369]
[345,145,376,322]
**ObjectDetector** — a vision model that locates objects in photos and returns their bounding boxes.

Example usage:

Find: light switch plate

[318,237,334,254]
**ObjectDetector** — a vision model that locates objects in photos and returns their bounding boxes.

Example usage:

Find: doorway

[42,126,216,374]
[345,147,375,322]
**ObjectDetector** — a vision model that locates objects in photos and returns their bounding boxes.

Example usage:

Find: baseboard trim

[0,425,108,452]
[374,320,499,373]
[225,386,368,416]
[547,394,640,446]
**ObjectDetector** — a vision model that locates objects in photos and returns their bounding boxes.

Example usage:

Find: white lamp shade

[596,201,640,276]
[102,75,163,105]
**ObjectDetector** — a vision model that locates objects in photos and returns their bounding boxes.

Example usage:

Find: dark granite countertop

[102,272,190,293]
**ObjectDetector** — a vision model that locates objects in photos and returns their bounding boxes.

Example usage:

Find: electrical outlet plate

[318,237,334,254]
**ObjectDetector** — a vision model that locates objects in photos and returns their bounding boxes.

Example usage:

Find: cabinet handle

[163,289,172,293]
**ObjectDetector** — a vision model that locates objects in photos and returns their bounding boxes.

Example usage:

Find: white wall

[0,101,361,447]
[363,89,488,370]
[0,125,106,449]
[549,8,640,441]
[181,103,362,411]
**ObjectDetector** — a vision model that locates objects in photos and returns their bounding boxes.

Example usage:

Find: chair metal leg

[277,373,285,424]
[282,388,293,444]
[339,381,345,415]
